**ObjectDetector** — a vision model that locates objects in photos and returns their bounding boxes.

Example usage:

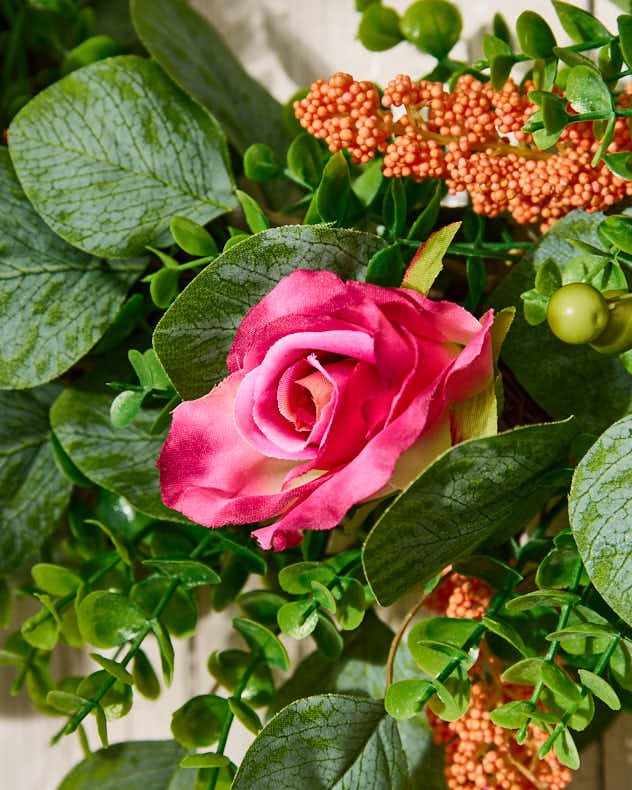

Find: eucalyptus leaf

[400,0,462,58]
[77,591,147,649]
[0,150,144,388]
[358,4,404,51]
[0,386,72,576]
[363,419,577,606]
[9,57,235,258]
[171,694,228,748]
[233,695,407,790]
[154,225,386,400]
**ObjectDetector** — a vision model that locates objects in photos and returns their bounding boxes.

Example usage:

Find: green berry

[546,283,609,345]
[590,296,632,354]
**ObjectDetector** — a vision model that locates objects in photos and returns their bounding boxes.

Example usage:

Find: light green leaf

[0,150,144,388]
[154,226,386,400]
[363,419,577,606]
[578,669,620,710]
[143,558,220,588]
[9,56,235,258]
[56,740,192,790]
[569,414,632,627]
[516,11,557,58]
[565,65,613,116]
[228,697,263,734]
[89,653,134,685]
[358,4,404,51]
[400,0,462,58]
[401,222,460,295]
[233,617,290,671]
[32,563,81,596]
[233,695,407,790]
[0,386,72,576]
[50,388,183,522]
[77,591,147,649]
[130,0,289,157]
[619,15,632,69]
[277,600,319,640]
[553,1,610,43]
[171,694,228,749]
[488,210,632,433]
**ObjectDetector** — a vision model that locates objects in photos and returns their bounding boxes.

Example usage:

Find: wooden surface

[2,0,632,788]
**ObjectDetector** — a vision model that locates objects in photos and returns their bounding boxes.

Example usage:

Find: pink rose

[159,270,494,550]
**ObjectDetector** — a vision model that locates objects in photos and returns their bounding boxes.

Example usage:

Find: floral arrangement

[2,1,632,789]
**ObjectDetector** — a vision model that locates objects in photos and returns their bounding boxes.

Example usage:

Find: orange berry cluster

[295,72,632,231]
[425,574,572,790]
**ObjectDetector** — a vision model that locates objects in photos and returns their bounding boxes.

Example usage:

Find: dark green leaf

[493,13,512,44]
[233,695,406,790]
[336,577,366,630]
[133,649,161,700]
[50,389,182,522]
[152,619,175,687]
[0,386,72,576]
[170,216,218,258]
[9,57,235,258]
[62,35,123,74]
[316,152,351,223]
[131,576,197,639]
[243,143,284,181]
[490,54,515,90]
[453,555,522,590]
[358,4,404,51]
[569,415,632,628]
[77,591,147,649]
[553,727,580,770]
[516,11,557,59]
[0,150,144,387]
[287,133,324,188]
[150,268,179,310]
[383,178,407,238]
[536,545,581,589]
[599,215,632,254]
[579,669,620,710]
[352,159,384,208]
[312,612,344,659]
[400,0,462,58]
[143,558,220,588]
[171,694,228,748]
[488,210,632,433]
[363,419,577,605]
[228,697,262,734]
[154,225,386,400]
[233,617,290,670]
[553,1,611,43]
[365,244,405,287]
[540,662,582,702]
[609,639,632,690]
[0,579,10,629]
[619,15,632,69]
[604,151,632,179]
[481,616,529,656]
[407,180,445,242]
[89,653,134,685]
[208,649,275,708]
[77,671,133,719]
[427,667,470,722]
[130,0,289,157]
[238,590,286,630]
[236,190,270,235]
[277,599,319,640]
[599,40,623,81]
[565,65,613,116]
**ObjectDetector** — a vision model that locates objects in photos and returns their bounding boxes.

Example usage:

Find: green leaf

[352,159,384,208]
[9,57,235,258]
[365,244,405,287]
[0,386,72,576]
[501,657,546,685]
[481,616,529,656]
[228,697,263,734]
[32,563,81,596]
[61,35,123,74]
[243,143,284,181]
[566,65,613,116]
[21,605,59,651]
[278,562,336,595]
[553,1,611,43]
[77,591,147,649]
[383,179,407,239]
[553,727,580,770]
[534,257,563,296]
[516,11,556,59]
[311,580,337,614]
[506,589,580,611]
[599,215,632,254]
[170,216,218,258]
[363,419,577,606]
[150,268,180,310]
[110,390,146,429]
[488,210,632,434]
[233,695,407,790]
[490,54,515,90]
[520,288,549,325]
[316,152,351,223]
[95,706,108,748]
[143,558,220,588]
[180,753,230,768]
[312,612,344,659]
[171,694,228,748]
[427,667,470,722]
[408,638,477,675]
[401,0,462,58]
[569,414,632,627]
[50,389,182,522]
[0,150,144,388]
[130,0,289,157]
[490,700,535,728]
[236,190,270,235]
[336,577,367,630]
[604,151,632,179]
[47,690,89,714]
[287,133,324,188]
[277,599,319,640]
[579,669,621,710]
[536,545,581,589]
[401,222,460,295]
[131,576,197,639]
[540,662,582,702]
[89,653,134,685]
[453,555,522,590]
[133,649,161,700]
[77,671,133,719]
[483,33,512,61]
[358,4,404,51]
[208,649,275,708]
[56,741,192,790]
[407,180,445,242]
[238,590,287,630]
[154,225,386,400]
[609,639,632,690]
[619,15,632,69]
[233,617,290,670]
[152,619,175,687]
[0,579,10,629]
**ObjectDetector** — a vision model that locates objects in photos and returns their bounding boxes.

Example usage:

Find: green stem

[207,655,260,790]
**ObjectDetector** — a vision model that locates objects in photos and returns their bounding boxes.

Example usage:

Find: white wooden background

[2,1,632,788]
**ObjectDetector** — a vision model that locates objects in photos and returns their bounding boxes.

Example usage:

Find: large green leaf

[488,211,632,433]
[569,414,632,628]
[232,694,407,790]
[130,0,290,157]
[154,226,387,400]
[56,740,195,790]
[0,385,72,576]
[363,419,577,606]
[50,388,183,522]
[9,56,235,258]
[0,149,144,389]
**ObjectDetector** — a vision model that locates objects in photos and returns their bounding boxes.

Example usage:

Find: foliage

[1,1,632,789]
